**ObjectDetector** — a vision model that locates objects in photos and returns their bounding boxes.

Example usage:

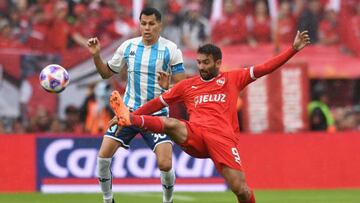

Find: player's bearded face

[197,54,220,80]
[140,14,161,45]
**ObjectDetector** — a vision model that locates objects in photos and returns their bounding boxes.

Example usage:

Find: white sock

[160,168,175,203]
[97,157,113,202]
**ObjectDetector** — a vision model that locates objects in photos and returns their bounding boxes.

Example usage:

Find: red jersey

[277,16,296,43]
[319,20,339,43]
[250,16,271,43]
[212,13,248,44]
[160,68,254,140]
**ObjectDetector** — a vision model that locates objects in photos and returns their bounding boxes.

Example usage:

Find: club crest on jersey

[216,77,225,86]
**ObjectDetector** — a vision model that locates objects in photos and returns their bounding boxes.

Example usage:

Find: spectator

[298,0,322,43]
[0,0,9,16]
[11,117,26,133]
[80,82,113,134]
[46,0,71,52]
[0,119,6,134]
[212,0,248,46]
[247,0,272,47]
[70,3,98,48]
[355,106,360,131]
[28,106,52,132]
[308,92,336,133]
[293,0,306,17]
[162,11,183,47]
[64,105,83,134]
[96,1,116,39]
[0,18,25,48]
[49,117,64,133]
[181,2,211,50]
[105,6,137,39]
[318,8,339,45]
[26,6,48,50]
[8,7,31,44]
[37,0,56,22]
[274,0,297,44]
[336,108,357,131]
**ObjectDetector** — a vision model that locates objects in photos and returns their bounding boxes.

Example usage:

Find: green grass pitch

[1,190,359,203]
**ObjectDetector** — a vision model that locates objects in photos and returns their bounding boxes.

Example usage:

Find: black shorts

[104,124,172,151]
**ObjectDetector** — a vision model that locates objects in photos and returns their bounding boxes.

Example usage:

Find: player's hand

[293,30,311,51]
[157,71,170,90]
[87,37,101,56]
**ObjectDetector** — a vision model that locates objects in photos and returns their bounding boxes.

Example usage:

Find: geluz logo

[38,138,218,179]
[194,93,226,107]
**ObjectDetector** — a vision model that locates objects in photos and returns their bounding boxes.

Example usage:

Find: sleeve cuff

[107,62,119,74]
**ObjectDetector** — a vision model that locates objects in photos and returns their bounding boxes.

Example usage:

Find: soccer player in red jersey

[109,30,310,203]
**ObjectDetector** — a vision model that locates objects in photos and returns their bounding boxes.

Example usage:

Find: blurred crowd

[309,79,360,133]
[1,0,360,134]
[0,0,137,51]
[0,80,118,134]
[2,0,360,53]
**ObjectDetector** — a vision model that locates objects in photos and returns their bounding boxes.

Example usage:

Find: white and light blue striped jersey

[107,36,185,115]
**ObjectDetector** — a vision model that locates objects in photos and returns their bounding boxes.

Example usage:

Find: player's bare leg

[221,166,255,203]
[97,137,122,203]
[154,143,175,203]
[161,117,188,144]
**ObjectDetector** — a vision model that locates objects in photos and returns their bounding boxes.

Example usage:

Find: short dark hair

[139,7,162,22]
[197,44,222,61]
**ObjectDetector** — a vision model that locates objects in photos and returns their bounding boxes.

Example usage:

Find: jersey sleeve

[230,67,256,91]
[160,81,185,106]
[107,40,129,73]
[170,48,185,74]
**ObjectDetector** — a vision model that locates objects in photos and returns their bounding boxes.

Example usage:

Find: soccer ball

[39,64,70,93]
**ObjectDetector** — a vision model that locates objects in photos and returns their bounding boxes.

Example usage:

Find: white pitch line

[123,192,196,202]
[174,194,196,201]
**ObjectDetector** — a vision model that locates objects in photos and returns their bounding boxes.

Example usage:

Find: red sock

[131,115,164,133]
[248,190,255,203]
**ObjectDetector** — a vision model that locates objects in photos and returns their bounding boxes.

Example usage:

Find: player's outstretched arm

[252,30,310,79]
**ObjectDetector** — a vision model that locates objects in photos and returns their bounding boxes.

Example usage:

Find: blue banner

[36,136,225,192]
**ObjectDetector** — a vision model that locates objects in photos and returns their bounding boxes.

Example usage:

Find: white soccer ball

[39,64,70,93]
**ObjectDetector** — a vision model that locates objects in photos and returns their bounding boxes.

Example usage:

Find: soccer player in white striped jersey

[87,7,186,203]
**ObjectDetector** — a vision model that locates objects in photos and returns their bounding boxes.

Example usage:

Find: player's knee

[98,139,122,158]
[157,157,172,171]
[163,118,179,131]
[98,150,110,158]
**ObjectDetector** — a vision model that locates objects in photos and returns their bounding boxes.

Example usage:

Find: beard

[199,68,219,80]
